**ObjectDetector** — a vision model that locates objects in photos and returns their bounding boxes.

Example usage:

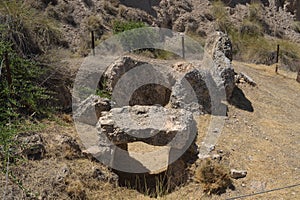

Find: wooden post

[276,44,280,63]
[275,44,279,73]
[91,31,95,56]
[4,52,12,88]
[297,69,300,83]
[181,33,185,59]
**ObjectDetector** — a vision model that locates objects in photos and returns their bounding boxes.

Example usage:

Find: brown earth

[1,61,299,199]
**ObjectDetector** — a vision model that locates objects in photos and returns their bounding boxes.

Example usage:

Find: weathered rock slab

[103,56,147,92]
[170,69,211,114]
[73,94,111,125]
[98,105,197,148]
[205,31,236,100]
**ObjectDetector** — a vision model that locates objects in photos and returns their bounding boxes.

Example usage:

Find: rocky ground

[1,57,299,200]
[1,0,300,199]
[27,0,300,51]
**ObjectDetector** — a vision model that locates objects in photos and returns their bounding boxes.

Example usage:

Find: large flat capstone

[98,105,197,148]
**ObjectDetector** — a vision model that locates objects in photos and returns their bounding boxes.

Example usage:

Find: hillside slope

[1,61,299,200]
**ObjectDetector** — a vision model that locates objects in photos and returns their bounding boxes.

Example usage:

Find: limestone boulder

[103,56,147,92]
[104,56,176,107]
[73,94,111,125]
[98,105,197,148]
[205,31,236,100]
[170,69,211,114]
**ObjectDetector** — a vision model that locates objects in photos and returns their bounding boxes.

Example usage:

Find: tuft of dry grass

[103,1,119,16]
[66,179,87,200]
[0,0,63,55]
[211,0,233,34]
[194,159,233,195]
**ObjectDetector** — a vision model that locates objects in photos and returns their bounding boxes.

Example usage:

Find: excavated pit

[113,142,198,197]
[98,105,199,197]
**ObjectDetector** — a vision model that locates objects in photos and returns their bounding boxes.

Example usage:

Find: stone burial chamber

[97,105,197,173]
[73,31,236,193]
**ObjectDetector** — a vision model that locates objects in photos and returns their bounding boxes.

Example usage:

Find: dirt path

[220,62,300,199]
[166,61,300,199]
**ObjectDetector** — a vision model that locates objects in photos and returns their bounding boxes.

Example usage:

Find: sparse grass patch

[212,0,233,34]
[153,49,181,60]
[85,15,104,32]
[240,19,263,37]
[0,120,46,198]
[117,172,171,198]
[248,1,263,22]
[230,29,300,67]
[78,15,106,56]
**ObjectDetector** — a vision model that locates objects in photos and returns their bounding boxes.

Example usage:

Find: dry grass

[66,180,87,200]
[1,61,300,199]
[194,159,233,195]
[0,0,63,55]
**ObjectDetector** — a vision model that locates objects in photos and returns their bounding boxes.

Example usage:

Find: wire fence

[226,183,300,200]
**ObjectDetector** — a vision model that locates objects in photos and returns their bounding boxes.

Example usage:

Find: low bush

[240,19,263,37]
[112,20,146,34]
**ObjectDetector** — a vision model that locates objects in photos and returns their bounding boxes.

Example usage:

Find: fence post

[276,44,280,63]
[275,44,279,73]
[91,31,95,56]
[180,33,185,59]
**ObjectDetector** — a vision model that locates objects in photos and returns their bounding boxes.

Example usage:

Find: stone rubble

[230,169,248,179]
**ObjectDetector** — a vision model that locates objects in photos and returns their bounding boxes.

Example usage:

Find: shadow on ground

[229,87,254,112]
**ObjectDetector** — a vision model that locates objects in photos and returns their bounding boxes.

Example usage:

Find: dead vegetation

[0,0,66,56]
[194,159,234,195]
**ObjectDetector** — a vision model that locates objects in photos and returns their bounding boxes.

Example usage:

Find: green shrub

[112,20,159,52]
[0,42,51,196]
[0,41,53,124]
[112,20,146,34]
